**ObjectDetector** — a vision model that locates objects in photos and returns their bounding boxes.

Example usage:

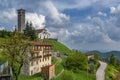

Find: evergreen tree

[24,22,37,40]
[110,54,117,66]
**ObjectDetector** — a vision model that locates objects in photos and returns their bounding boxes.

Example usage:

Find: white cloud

[0,8,17,22]
[0,27,5,30]
[26,13,45,29]
[110,7,116,13]
[86,16,92,20]
[42,1,69,25]
[98,11,107,17]
[110,5,120,14]
[0,8,46,30]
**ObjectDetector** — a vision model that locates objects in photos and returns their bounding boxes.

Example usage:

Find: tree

[24,22,37,40]
[0,30,12,38]
[94,53,99,60]
[110,54,117,66]
[65,52,88,73]
[0,32,29,80]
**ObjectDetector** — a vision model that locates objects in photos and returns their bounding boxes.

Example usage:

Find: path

[55,57,62,66]
[54,57,64,78]
[96,61,107,80]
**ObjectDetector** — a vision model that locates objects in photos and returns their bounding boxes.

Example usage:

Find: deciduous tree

[65,52,88,73]
[0,32,29,80]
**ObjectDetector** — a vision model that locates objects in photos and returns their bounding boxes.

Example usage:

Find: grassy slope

[43,39,72,54]
[19,73,42,80]
[0,38,8,43]
[105,64,118,80]
[54,70,95,80]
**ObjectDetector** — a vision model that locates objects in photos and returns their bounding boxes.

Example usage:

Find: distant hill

[87,50,120,61]
[43,39,72,54]
[104,51,120,60]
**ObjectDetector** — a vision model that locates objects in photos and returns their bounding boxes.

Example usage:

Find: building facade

[17,9,25,33]
[21,42,53,75]
[35,29,50,40]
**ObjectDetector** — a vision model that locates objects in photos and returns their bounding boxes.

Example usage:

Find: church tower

[17,9,25,32]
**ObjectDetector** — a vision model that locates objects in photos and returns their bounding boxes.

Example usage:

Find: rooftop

[30,42,52,46]
[85,52,94,56]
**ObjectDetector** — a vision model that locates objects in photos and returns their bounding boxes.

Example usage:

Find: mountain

[87,50,120,61]
[104,51,120,60]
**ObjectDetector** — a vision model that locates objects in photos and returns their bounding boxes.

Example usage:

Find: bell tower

[17,9,25,32]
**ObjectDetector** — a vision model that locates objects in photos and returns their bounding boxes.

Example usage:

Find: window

[36,61,38,65]
[31,70,33,75]
[31,61,33,66]
[40,59,41,62]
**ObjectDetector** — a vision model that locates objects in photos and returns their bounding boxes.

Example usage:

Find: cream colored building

[36,29,50,40]
[21,42,53,75]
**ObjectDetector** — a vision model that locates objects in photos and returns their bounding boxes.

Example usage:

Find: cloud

[0,8,46,30]
[41,0,70,25]
[86,16,92,20]
[0,8,17,22]
[26,13,45,29]
[0,27,5,30]
[110,5,120,14]
[110,7,116,13]
[98,11,107,17]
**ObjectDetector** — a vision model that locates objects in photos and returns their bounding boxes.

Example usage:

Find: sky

[0,0,120,52]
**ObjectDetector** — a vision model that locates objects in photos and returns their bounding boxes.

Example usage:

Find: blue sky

[1,0,120,51]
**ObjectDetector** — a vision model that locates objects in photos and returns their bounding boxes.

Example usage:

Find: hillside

[88,50,120,61]
[0,38,8,43]
[104,51,120,61]
[43,39,72,54]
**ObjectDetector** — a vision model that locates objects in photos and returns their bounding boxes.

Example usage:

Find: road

[96,61,107,80]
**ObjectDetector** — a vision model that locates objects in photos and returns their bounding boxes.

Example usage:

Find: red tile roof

[30,42,52,46]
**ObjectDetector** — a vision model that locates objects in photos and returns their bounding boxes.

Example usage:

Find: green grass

[54,70,95,80]
[52,57,57,64]
[0,38,8,43]
[52,57,63,75]
[55,62,64,75]
[105,64,118,80]
[94,60,100,73]
[43,39,72,54]
[54,57,96,80]
[18,73,42,80]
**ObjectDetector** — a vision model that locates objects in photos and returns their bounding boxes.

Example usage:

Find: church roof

[35,29,46,33]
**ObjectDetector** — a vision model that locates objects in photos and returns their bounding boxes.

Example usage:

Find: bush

[64,52,88,72]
